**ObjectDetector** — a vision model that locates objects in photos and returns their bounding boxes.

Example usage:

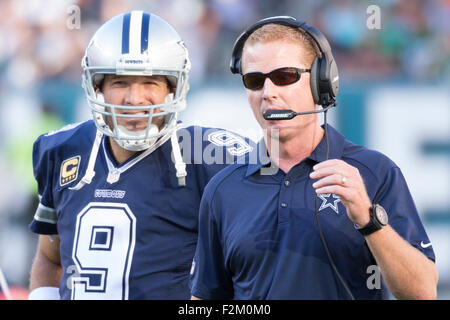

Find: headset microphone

[263,100,337,121]
[261,93,353,301]
[263,110,297,120]
[230,16,355,300]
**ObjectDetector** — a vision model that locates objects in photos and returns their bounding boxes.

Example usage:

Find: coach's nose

[262,77,279,101]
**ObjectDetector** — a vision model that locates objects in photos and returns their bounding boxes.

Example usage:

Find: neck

[108,137,138,164]
[265,123,324,173]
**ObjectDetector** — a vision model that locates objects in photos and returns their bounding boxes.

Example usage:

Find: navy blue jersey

[29,120,253,300]
[190,125,435,300]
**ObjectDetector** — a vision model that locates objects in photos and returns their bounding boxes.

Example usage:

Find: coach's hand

[310,159,372,227]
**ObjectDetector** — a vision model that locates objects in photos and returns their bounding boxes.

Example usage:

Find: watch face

[375,205,388,225]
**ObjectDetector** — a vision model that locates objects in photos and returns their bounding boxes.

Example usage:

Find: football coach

[190,16,438,300]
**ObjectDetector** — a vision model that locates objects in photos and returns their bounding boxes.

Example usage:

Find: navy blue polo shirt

[190,124,435,300]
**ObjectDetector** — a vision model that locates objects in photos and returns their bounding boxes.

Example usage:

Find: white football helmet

[82,11,191,151]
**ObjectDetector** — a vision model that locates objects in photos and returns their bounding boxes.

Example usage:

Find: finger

[310,166,346,180]
[312,173,347,189]
[315,185,351,199]
[313,159,345,171]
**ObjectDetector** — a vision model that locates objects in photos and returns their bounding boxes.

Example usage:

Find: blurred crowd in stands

[0,0,449,298]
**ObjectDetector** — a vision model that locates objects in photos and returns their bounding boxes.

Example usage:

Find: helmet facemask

[81,11,191,151]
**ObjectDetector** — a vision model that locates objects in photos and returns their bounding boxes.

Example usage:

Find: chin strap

[171,127,187,187]
[69,124,187,190]
[69,130,103,191]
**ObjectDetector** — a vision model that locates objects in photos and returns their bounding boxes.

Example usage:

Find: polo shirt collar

[246,138,272,177]
[245,124,346,177]
[307,124,346,163]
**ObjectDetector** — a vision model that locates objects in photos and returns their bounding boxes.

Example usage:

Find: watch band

[356,220,381,236]
[356,204,385,236]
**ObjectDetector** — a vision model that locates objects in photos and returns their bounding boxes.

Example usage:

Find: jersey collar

[101,133,173,184]
[246,124,346,177]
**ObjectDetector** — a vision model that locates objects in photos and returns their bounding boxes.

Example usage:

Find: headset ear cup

[329,59,339,99]
[318,57,338,106]
[309,57,320,105]
[230,31,247,74]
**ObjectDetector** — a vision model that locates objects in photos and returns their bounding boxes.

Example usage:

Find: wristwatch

[356,204,388,236]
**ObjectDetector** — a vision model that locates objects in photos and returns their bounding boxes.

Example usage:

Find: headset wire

[314,109,356,300]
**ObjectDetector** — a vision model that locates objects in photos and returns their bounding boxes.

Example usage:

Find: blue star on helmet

[318,193,341,214]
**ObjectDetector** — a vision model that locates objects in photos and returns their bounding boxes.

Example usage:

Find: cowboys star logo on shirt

[318,193,341,214]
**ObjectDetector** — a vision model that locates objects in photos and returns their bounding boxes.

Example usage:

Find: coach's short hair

[242,23,322,68]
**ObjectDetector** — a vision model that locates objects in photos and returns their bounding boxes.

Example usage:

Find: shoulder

[32,120,97,175]
[326,125,398,182]
[178,124,253,145]
[202,162,249,201]
[342,139,398,183]
[33,120,97,158]
[176,124,255,162]
[31,120,97,211]
[34,120,96,149]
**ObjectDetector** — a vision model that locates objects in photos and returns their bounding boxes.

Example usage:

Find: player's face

[242,40,316,142]
[101,75,171,132]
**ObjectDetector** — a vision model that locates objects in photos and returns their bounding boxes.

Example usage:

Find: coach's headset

[229,16,356,300]
[230,15,339,109]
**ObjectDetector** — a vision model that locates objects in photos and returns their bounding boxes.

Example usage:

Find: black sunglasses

[242,67,311,90]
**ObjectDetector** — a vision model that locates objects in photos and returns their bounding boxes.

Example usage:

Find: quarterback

[28,11,252,300]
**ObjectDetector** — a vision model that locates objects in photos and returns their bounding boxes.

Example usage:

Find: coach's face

[242,39,316,142]
[101,75,171,132]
